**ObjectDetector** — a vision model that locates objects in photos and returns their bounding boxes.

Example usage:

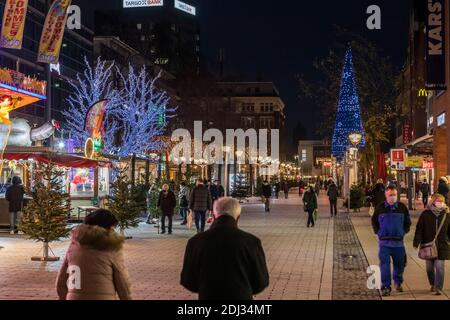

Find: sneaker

[430,286,436,293]
[9,230,15,235]
[161,230,166,234]
[381,287,392,297]
[435,289,442,296]
[168,231,172,235]
[18,231,24,235]
[395,285,404,293]
[180,221,187,225]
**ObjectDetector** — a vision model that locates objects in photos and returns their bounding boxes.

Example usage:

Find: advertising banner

[390,149,406,171]
[0,0,29,49]
[37,0,72,64]
[425,0,446,90]
[85,100,107,139]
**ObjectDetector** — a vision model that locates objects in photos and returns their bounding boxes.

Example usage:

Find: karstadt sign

[123,0,163,8]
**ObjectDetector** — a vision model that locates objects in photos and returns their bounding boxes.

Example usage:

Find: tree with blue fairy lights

[332,47,366,161]
[103,65,176,158]
[63,57,118,149]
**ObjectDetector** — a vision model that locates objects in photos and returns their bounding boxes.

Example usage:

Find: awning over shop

[3,153,111,168]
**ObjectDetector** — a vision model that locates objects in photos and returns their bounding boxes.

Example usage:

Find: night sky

[76,0,410,144]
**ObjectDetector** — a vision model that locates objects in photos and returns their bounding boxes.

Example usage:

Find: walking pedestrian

[327,180,339,217]
[189,178,212,233]
[314,181,321,196]
[209,180,220,207]
[56,209,132,300]
[180,197,269,300]
[303,186,318,228]
[371,186,411,297]
[157,184,177,234]
[413,194,450,296]
[274,181,280,199]
[283,181,289,199]
[5,176,25,235]
[420,179,431,208]
[437,177,449,204]
[371,179,386,208]
[262,180,272,212]
[179,182,190,225]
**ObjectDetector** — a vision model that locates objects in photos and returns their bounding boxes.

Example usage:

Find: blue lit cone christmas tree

[332,47,366,161]
[332,47,366,211]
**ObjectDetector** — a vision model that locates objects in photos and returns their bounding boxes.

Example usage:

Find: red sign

[391,150,405,162]
[403,125,412,145]
[323,162,332,168]
[423,161,434,169]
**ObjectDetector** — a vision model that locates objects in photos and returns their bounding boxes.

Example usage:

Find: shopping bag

[369,205,375,217]
[313,209,318,222]
[186,210,193,230]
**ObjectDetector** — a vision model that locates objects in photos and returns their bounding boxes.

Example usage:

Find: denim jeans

[379,246,406,289]
[179,208,188,222]
[10,211,19,232]
[194,210,207,233]
[426,259,445,290]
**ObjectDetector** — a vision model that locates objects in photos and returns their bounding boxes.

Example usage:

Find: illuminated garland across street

[332,47,366,161]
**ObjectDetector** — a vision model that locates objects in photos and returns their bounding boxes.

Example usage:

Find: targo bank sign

[123,0,164,8]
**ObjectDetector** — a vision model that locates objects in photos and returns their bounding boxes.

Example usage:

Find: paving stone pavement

[0,192,335,300]
[332,213,381,300]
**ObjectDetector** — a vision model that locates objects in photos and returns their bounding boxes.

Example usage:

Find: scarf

[428,203,447,216]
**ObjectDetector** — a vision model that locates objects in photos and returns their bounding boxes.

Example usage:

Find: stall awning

[3,153,111,168]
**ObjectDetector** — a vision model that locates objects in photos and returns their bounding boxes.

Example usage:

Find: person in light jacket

[413,194,450,296]
[56,209,132,300]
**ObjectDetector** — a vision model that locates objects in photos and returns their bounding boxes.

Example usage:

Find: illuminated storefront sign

[174,0,196,15]
[123,0,163,8]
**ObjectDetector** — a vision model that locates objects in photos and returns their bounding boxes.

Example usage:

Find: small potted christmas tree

[20,162,71,262]
[107,168,141,237]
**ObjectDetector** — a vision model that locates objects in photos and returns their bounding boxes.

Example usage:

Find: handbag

[313,209,318,222]
[418,214,447,260]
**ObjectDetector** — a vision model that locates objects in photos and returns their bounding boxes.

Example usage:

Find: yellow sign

[37,0,72,64]
[406,156,424,168]
[0,0,29,49]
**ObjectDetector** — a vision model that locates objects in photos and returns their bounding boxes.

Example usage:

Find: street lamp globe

[348,132,363,147]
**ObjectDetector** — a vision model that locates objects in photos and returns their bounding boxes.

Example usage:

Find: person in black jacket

[413,194,450,296]
[420,179,431,208]
[437,177,450,203]
[303,186,318,228]
[180,197,269,300]
[371,179,386,208]
[5,176,25,235]
[189,178,212,233]
[262,180,272,212]
[157,184,177,234]
[327,181,339,217]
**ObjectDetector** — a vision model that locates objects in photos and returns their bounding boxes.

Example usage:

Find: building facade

[298,140,332,179]
[95,0,200,76]
[0,0,94,127]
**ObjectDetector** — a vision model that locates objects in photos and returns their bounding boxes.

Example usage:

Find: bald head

[213,197,242,220]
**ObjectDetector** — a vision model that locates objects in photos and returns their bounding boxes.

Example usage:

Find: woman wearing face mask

[413,194,450,296]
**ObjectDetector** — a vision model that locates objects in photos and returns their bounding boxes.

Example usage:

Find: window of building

[137,24,142,30]
[302,149,307,162]
[260,117,274,129]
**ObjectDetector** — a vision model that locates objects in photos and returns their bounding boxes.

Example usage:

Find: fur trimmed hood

[71,225,125,251]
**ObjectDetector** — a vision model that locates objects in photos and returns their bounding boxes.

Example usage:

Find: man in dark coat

[262,180,272,212]
[5,176,25,235]
[371,179,386,208]
[420,179,431,208]
[157,184,177,234]
[327,181,339,217]
[189,178,212,233]
[180,197,269,300]
[437,177,450,203]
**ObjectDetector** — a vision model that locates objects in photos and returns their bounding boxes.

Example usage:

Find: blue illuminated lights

[332,47,366,161]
